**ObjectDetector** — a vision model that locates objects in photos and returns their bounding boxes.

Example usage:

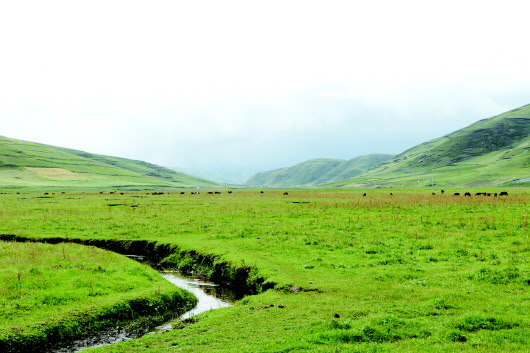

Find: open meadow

[0,189,529,352]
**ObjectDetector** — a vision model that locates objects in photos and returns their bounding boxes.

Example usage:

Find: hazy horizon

[2,1,530,181]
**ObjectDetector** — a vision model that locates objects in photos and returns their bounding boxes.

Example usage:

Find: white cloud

[1,0,530,174]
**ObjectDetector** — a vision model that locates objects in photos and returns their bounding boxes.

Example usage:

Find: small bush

[445,329,467,342]
[454,315,517,332]
[468,267,520,284]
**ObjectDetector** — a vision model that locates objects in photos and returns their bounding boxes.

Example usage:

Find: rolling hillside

[0,136,218,189]
[245,154,394,188]
[327,104,530,188]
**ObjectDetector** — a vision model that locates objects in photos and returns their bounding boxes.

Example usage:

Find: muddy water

[51,257,236,352]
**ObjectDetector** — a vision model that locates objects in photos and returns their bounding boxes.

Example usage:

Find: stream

[50,255,236,352]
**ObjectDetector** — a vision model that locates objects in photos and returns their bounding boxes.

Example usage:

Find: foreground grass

[0,241,196,352]
[0,189,529,352]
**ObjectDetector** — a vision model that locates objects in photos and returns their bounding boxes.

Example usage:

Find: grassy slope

[1,190,529,352]
[0,136,218,189]
[327,104,530,188]
[246,154,394,188]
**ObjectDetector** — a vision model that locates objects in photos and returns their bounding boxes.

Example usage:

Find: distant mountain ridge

[0,135,218,189]
[245,154,395,188]
[326,104,530,188]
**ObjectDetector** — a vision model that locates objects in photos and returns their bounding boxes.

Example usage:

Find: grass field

[0,189,529,352]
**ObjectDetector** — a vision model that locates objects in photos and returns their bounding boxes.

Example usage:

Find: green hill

[245,154,395,188]
[327,104,530,188]
[0,135,218,189]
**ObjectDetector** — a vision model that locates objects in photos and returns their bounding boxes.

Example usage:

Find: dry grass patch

[25,167,89,180]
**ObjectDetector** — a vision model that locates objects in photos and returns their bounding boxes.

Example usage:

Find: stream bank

[0,234,274,352]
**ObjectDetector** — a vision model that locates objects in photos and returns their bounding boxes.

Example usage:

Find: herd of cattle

[88,190,509,197]
[450,191,508,197]
[1,190,509,197]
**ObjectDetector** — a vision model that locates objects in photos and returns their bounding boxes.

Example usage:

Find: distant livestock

[454,193,460,196]
[464,192,471,196]
[283,192,289,195]
[499,191,508,196]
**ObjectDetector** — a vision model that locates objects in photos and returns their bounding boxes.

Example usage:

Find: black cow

[499,191,508,196]
[464,192,471,196]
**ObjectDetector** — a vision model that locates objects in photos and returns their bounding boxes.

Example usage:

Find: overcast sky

[1,1,530,178]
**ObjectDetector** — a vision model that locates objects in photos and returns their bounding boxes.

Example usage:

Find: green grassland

[0,189,529,352]
[0,241,196,352]
[246,154,395,188]
[0,135,219,190]
[326,104,530,188]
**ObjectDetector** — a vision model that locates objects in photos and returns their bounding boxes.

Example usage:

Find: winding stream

[51,256,236,352]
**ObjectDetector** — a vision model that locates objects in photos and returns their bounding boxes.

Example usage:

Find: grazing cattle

[208,192,213,194]
[499,191,508,196]
[441,190,445,194]
[494,193,498,197]
[283,192,289,195]
[261,191,264,194]
[454,193,460,196]
[464,192,471,196]
[228,190,233,194]
[363,193,367,197]
[432,192,436,195]
[389,193,393,196]
[180,192,185,194]
[214,191,221,194]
